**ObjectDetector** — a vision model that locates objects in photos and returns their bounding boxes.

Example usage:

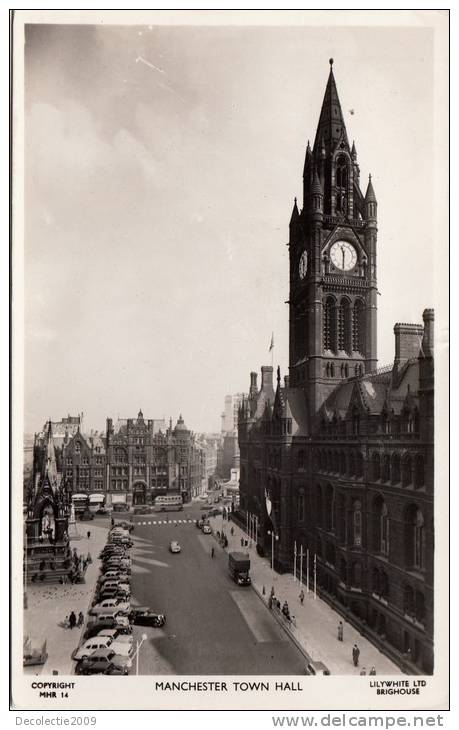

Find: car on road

[75,648,131,675]
[169,540,181,553]
[196,519,204,529]
[97,506,109,515]
[89,599,130,616]
[129,607,166,627]
[113,520,135,532]
[202,524,212,534]
[133,506,151,515]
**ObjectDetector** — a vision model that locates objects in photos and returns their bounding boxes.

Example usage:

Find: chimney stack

[249,371,258,396]
[421,309,434,358]
[261,366,274,390]
[393,322,423,369]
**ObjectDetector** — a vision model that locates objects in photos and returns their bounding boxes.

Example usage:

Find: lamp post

[293,541,297,583]
[267,529,279,580]
[135,632,148,675]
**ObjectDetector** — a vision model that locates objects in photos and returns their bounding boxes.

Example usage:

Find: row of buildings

[30,412,207,507]
[238,61,434,674]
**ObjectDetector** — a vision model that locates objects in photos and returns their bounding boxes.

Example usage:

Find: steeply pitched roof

[313,60,349,154]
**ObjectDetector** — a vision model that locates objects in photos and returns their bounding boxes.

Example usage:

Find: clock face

[299,250,308,279]
[330,241,357,271]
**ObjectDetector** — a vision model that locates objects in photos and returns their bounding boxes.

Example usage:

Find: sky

[23,18,438,435]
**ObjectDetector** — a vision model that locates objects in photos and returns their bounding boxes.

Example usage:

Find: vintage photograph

[12,10,448,711]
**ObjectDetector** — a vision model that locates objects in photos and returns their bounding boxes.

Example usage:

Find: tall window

[352,300,365,353]
[373,497,389,556]
[402,456,412,487]
[297,492,305,522]
[414,509,425,570]
[324,297,337,352]
[336,155,349,213]
[353,500,362,546]
[391,453,401,484]
[372,453,381,481]
[414,455,425,489]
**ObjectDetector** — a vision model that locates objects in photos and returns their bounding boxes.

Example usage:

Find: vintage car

[169,540,181,554]
[75,648,131,675]
[84,615,131,639]
[128,607,166,628]
[89,599,130,616]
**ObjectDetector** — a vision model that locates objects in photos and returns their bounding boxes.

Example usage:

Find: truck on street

[228,552,251,586]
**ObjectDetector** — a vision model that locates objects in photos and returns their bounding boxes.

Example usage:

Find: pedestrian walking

[77,611,84,628]
[211,547,215,558]
[360,667,366,676]
[69,611,77,630]
[87,530,91,540]
[337,621,344,642]
[352,644,360,667]
[369,666,376,676]
[299,589,305,605]
[230,527,234,536]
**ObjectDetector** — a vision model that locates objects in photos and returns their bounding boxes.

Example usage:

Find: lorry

[228,552,251,586]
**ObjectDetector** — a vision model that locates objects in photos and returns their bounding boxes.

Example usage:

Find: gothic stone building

[238,61,434,674]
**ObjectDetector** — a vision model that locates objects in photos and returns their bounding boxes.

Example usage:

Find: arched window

[324,297,337,352]
[352,407,360,435]
[335,155,349,213]
[336,493,346,543]
[326,484,334,531]
[372,453,381,481]
[297,492,305,522]
[382,454,390,481]
[348,452,355,476]
[316,485,323,528]
[356,452,364,478]
[402,456,412,487]
[391,453,401,484]
[352,300,365,353]
[373,497,389,556]
[337,299,352,352]
[297,450,305,470]
[405,506,425,570]
[414,455,425,488]
[75,441,81,454]
[353,500,362,546]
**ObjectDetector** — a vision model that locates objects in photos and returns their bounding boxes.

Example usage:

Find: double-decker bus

[154,494,183,512]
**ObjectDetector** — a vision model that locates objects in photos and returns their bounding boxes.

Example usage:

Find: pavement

[23,519,109,676]
[207,514,402,677]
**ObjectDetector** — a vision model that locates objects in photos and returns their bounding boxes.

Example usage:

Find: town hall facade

[238,61,434,674]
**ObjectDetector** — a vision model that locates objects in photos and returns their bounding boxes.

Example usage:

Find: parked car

[97,507,109,515]
[75,648,131,674]
[202,524,212,534]
[169,540,181,554]
[129,607,166,627]
[96,628,134,646]
[84,615,131,639]
[89,599,130,616]
[72,636,113,661]
[99,570,130,583]
[97,589,131,604]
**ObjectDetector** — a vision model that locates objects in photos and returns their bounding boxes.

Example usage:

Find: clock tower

[289,59,378,415]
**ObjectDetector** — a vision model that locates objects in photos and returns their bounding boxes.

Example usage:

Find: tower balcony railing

[323,214,366,229]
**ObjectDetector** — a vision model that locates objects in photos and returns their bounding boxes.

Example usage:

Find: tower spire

[313,60,349,153]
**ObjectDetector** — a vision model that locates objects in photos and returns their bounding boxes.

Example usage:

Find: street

[129,501,306,675]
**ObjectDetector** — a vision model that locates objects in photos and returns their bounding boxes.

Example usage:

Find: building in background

[238,61,434,674]
[218,393,247,479]
[196,433,221,490]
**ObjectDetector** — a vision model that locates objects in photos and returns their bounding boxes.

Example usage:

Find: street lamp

[267,529,279,580]
[134,632,148,675]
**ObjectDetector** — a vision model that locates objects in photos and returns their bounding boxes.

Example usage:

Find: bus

[72,493,89,515]
[154,494,183,512]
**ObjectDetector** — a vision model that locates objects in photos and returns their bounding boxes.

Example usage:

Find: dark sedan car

[129,607,166,627]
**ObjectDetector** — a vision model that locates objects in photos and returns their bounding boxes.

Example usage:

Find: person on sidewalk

[360,667,366,676]
[352,644,360,667]
[77,611,84,628]
[87,530,91,540]
[369,666,376,675]
[69,611,77,630]
[337,621,344,642]
[211,547,215,558]
[299,589,305,605]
